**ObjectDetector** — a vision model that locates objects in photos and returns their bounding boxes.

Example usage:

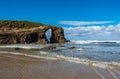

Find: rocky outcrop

[0,20,68,44]
[40,46,56,50]
[50,27,67,43]
[68,46,76,49]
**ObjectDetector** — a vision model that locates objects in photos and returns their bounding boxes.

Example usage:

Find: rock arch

[50,27,67,43]
[0,26,68,44]
[44,26,67,43]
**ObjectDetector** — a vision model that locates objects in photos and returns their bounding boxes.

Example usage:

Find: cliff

[0,20,68,44]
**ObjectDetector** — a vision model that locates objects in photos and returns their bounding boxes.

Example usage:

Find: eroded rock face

[50,27,67,43]
[0,31,48,44]
[0,25,67,44]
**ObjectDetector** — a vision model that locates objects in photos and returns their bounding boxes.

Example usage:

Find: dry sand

[0,50,120,79]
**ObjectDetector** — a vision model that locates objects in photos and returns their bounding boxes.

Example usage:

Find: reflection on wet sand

[0,51,120,79]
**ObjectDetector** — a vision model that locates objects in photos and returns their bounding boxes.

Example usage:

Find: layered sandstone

[0,20,67,44]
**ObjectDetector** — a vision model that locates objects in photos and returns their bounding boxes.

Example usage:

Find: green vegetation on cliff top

[0,20,45,29]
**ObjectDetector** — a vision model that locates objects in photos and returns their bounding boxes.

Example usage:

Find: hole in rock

[45,29,52,43]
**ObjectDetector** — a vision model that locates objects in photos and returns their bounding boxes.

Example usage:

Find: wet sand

[0,50,120,79]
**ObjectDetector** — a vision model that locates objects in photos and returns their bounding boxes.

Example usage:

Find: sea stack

[0,20,67,44]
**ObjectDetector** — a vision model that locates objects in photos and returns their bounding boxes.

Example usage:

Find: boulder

[68,46,76,49]
[40,46,56,50]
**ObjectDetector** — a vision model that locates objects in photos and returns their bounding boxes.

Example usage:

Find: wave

[71,40,120,44]
[0,50,120,69]
[0,44,46,49]
[0,51,58,60]
[0,42,120,69]
[39,51,120,69]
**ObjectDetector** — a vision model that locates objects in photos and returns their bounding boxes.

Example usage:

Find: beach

[0,0,120,79]
[0,49,120,79]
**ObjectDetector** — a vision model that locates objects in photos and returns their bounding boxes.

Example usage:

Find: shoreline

[0,48,120,70]
[0,49,120,79]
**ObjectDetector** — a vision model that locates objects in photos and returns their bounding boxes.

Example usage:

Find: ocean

[0,40,120,69]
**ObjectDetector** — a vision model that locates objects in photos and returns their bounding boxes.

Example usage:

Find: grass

[0,20,45,29]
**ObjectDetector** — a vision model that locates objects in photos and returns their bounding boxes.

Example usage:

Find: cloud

[59,21,113,26]
[63,23,120,40]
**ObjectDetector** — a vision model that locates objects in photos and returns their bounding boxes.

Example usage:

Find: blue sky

[1,0,120,40]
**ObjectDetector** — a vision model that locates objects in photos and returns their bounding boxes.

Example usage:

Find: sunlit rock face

[50,27,67,43]
[0,20,67,44]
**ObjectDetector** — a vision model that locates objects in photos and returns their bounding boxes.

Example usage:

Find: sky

[1,0,120,40]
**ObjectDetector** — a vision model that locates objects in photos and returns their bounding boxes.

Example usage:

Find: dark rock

[66,40,70,42]
[14,48,21,50]
[40,46,56,50]
[0,31,48,44]
[68,46,76,49]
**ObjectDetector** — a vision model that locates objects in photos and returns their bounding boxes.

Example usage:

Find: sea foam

[71,40,120,44]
